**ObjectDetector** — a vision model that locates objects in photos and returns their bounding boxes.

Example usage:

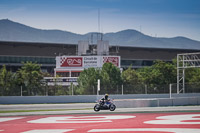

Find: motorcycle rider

[94,93,116,112]
[100,94,110,106]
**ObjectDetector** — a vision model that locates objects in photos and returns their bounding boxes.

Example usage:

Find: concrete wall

[0,95,97,104]
[115,97,200,108]
[0,93,200,107]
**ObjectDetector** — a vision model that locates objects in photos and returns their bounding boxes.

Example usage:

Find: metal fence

[170,83,200,94]
[1,83,199,96]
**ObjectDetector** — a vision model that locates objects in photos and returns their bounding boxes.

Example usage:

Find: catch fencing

[1,83,199,96]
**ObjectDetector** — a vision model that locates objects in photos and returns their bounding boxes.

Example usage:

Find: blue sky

[0,0,200,41]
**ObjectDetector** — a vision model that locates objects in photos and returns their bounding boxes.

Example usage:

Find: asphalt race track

[1,103,200,116]
[0,104,200,133]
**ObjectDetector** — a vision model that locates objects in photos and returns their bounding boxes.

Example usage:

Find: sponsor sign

[60,57,82,67]
[83,56,99,68]
[56,56,120,68]
[103,57,119,66]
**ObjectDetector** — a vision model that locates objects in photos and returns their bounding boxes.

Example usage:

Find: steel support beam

[177,52,200,93]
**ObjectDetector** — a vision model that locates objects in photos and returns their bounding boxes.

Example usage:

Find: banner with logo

[56,56,120,68]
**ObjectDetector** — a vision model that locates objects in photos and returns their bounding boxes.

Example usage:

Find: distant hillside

[0,19,200,49]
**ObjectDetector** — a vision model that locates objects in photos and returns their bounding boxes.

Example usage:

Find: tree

[122,66,143,93]
[77,67,101,95]
[17,62,43,96]
[0,65,13,96]
[101,63,122,93]
[122,66,142,84]
[138,60,176,93]
[138,66,153,85]
[185,68,200,83]
[184,68,200,92]
[139,60,176,85]
[77,63,122,95]
[152,60,177,85]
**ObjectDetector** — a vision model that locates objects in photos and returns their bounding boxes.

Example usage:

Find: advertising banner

[103,56,119,67]
[83,56,99,68]
[60,57,83,67]
[56,56,120,68]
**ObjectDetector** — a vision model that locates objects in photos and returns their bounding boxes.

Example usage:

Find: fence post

[122,84,123,95]
[169,84,172,99]
[145,84,147,94]
[72,83,74,96]
[21,85,23,96]
[46,87,48,96]
[97,79,100,95]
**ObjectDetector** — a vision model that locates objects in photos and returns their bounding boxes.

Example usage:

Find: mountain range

[0,19,200,50]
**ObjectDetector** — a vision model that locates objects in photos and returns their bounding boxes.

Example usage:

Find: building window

[56,72,69,77]
[71,72,81,77]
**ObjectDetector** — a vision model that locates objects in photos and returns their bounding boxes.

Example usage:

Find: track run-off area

[0,110,200,133]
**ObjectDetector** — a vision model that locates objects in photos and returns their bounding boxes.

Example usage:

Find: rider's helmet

[105,94,109,100]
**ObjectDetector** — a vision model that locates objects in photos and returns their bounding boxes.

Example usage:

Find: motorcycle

[94,99,116,112]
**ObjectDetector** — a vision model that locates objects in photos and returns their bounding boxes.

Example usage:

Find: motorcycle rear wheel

[94,104,100,112]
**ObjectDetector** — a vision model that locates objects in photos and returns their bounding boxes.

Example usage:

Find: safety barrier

[0,93,200,107]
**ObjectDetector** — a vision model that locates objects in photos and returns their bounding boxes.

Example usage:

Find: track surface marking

[0,112,200,133]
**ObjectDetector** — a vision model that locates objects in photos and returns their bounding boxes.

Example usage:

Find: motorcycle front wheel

[109,104,116,111]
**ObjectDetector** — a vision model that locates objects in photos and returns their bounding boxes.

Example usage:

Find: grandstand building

[1,40,200,77]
